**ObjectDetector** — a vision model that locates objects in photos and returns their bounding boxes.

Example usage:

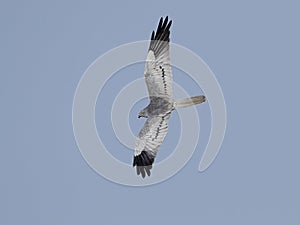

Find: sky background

[1,0,300,224]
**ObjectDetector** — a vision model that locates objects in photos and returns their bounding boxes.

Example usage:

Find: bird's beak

[138,114,141,118]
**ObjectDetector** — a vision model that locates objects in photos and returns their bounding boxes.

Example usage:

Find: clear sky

[1,0,300,224]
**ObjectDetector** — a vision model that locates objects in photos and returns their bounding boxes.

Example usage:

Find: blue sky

[1,0,300,224]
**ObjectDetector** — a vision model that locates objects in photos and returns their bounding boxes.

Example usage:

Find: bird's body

[139,96,173,118]
[133,16,206,178]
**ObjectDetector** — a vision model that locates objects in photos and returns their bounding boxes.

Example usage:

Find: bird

[133,16,206,178]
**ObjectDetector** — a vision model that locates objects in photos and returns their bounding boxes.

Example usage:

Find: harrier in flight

[133,16,206,178]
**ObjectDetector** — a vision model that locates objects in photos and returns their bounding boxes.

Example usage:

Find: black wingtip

[150,16,172,42]
[133,151,155,178]
[136,165,152,178]
[151,30,155,40]
[158,17,163,28]
[149,16,172,55]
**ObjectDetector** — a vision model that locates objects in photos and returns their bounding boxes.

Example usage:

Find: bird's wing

[133,113,171,177]
[144,16,172,101]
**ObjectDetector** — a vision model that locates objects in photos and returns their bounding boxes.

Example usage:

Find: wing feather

[144,17,172,100]
[133,114,171,177]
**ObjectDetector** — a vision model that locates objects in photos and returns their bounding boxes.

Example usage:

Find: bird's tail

[174,95,206,109]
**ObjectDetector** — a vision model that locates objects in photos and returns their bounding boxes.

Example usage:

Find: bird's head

[138,110,148,118]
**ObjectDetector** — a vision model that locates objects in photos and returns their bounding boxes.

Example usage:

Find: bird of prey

[133,16,206,178]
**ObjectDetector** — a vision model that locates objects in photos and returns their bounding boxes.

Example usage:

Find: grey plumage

[174,96,206,109]
[133,17,206,178]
